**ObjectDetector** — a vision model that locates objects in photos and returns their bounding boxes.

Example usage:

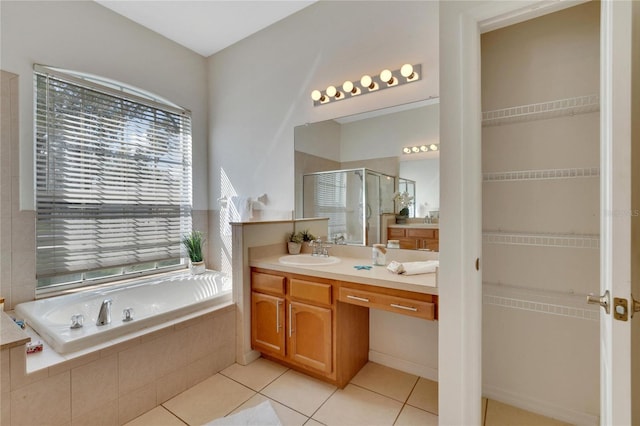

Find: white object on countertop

[387,260,439,275]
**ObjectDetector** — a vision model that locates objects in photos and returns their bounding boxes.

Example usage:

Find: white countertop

[250,255,438,295]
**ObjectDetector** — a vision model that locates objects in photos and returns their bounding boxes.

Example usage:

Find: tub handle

[122,308,134,322]
[70,314,84,329]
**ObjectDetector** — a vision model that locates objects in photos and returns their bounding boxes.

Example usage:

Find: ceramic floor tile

[303,419,324,426]
[124,406,186,426]
[350,362,418,402]
[406,377,438,415]
[163,373,255,425]
[220,358,289,391]
[394,404,438,426]
[230,394,308,426]
[312,384,403,426]
[484,400,572,426]
[261,370,336,417]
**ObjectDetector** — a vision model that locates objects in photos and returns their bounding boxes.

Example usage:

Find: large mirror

[294,99,440,248]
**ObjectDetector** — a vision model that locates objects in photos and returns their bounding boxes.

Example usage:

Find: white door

[596,1,638,424]
[440,0,638,423]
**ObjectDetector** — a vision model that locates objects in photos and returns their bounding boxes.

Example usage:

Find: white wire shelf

[482,94,599,127]
[483,231,600,249]
[483,167,600,182]
[483,282,599,321]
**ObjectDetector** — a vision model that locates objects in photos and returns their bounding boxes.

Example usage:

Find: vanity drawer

[252,272,285,296]
[387,228,407,238]
[290,279,332,306]
[406,228,436,239]
[338,287,436,321]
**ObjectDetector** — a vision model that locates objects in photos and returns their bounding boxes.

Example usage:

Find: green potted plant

[182,230,205,274]
[393,191,414,224]
[287,231,303,254]
[299,229,316,244]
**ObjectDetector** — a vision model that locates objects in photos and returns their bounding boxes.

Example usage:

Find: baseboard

[238,349,261,366]
[482,384,599,426]
[368,350,438,381]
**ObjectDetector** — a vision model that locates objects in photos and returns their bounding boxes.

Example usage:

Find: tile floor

[124,358,571,426]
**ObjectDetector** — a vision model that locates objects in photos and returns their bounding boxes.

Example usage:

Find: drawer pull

[347,295,370,303]
[390,303,418,312]
[276,300,281,332]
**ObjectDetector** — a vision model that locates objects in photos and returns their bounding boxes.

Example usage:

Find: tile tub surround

[1,304,236,426]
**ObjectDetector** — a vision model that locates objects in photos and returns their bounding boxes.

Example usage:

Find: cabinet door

[251,292,285,357]
[288,301,332,374]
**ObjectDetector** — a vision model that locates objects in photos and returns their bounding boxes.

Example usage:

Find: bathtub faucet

[96,299,112,326]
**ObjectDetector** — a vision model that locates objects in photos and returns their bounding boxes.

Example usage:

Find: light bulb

[430,144,438,151]
[420,145,428,152]
[360,75,376,90]
[326,85,342,99]
[380,69,395,85]
[343,80,359,95]
[311,90,324,102]
[411,146,420,153]
[403,147,412,154]
[401,63,418,81]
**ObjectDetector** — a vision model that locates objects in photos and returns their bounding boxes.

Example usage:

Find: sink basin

[278,254,341,266]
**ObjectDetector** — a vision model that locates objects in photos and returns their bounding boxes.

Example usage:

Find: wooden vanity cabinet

[251,269,369,387]
[388,227,439,251]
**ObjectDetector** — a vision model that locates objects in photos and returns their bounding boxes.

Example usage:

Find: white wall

[340,103,440,162]
[399,158,440,214]
[207,1,439,378]
[0,0,209,210]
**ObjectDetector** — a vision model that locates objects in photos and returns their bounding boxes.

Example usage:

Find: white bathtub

[15,270,232,354]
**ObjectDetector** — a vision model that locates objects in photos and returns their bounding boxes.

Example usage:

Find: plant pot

[190,260,205,275]
[396,215,408,224]
[287,242,302,254]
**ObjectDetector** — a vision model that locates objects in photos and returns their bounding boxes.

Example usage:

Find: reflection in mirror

[294,99,439,248]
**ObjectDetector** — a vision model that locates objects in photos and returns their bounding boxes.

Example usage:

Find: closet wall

[481,2,600,423]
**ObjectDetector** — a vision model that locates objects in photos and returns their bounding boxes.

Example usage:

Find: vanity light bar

[402,143,439,155]
[311,64,422,107]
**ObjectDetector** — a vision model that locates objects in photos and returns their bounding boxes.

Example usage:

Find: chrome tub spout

[96,299,112,326]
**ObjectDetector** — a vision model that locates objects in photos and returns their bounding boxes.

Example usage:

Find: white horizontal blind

[35,70,192,278]
[304,172,348,236]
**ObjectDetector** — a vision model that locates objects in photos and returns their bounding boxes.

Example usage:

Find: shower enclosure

[302,168,395,246]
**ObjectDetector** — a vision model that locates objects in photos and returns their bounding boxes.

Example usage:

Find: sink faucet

[311,239,330,257]
[96,299,112,326]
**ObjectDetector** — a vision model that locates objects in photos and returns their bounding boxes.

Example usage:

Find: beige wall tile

[11,371,70,426]
[71,399,118,426]
[99,336,141,359]
[156,367,188,404]
[118,382,157,425]
[1,347,10,392]
[48,351,100,377]
[8,286,34,310]
[186,354,216,388]
[10,211,35,253]
[186,318,216,364]
[10,345,48,390]
[1,387,10,426]
[71,354,118,420]
[153,328,188,378]
[119,340,158,395]
[10,249,36,287]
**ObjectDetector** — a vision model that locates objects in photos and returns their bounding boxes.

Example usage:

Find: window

[35,65,193,291]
